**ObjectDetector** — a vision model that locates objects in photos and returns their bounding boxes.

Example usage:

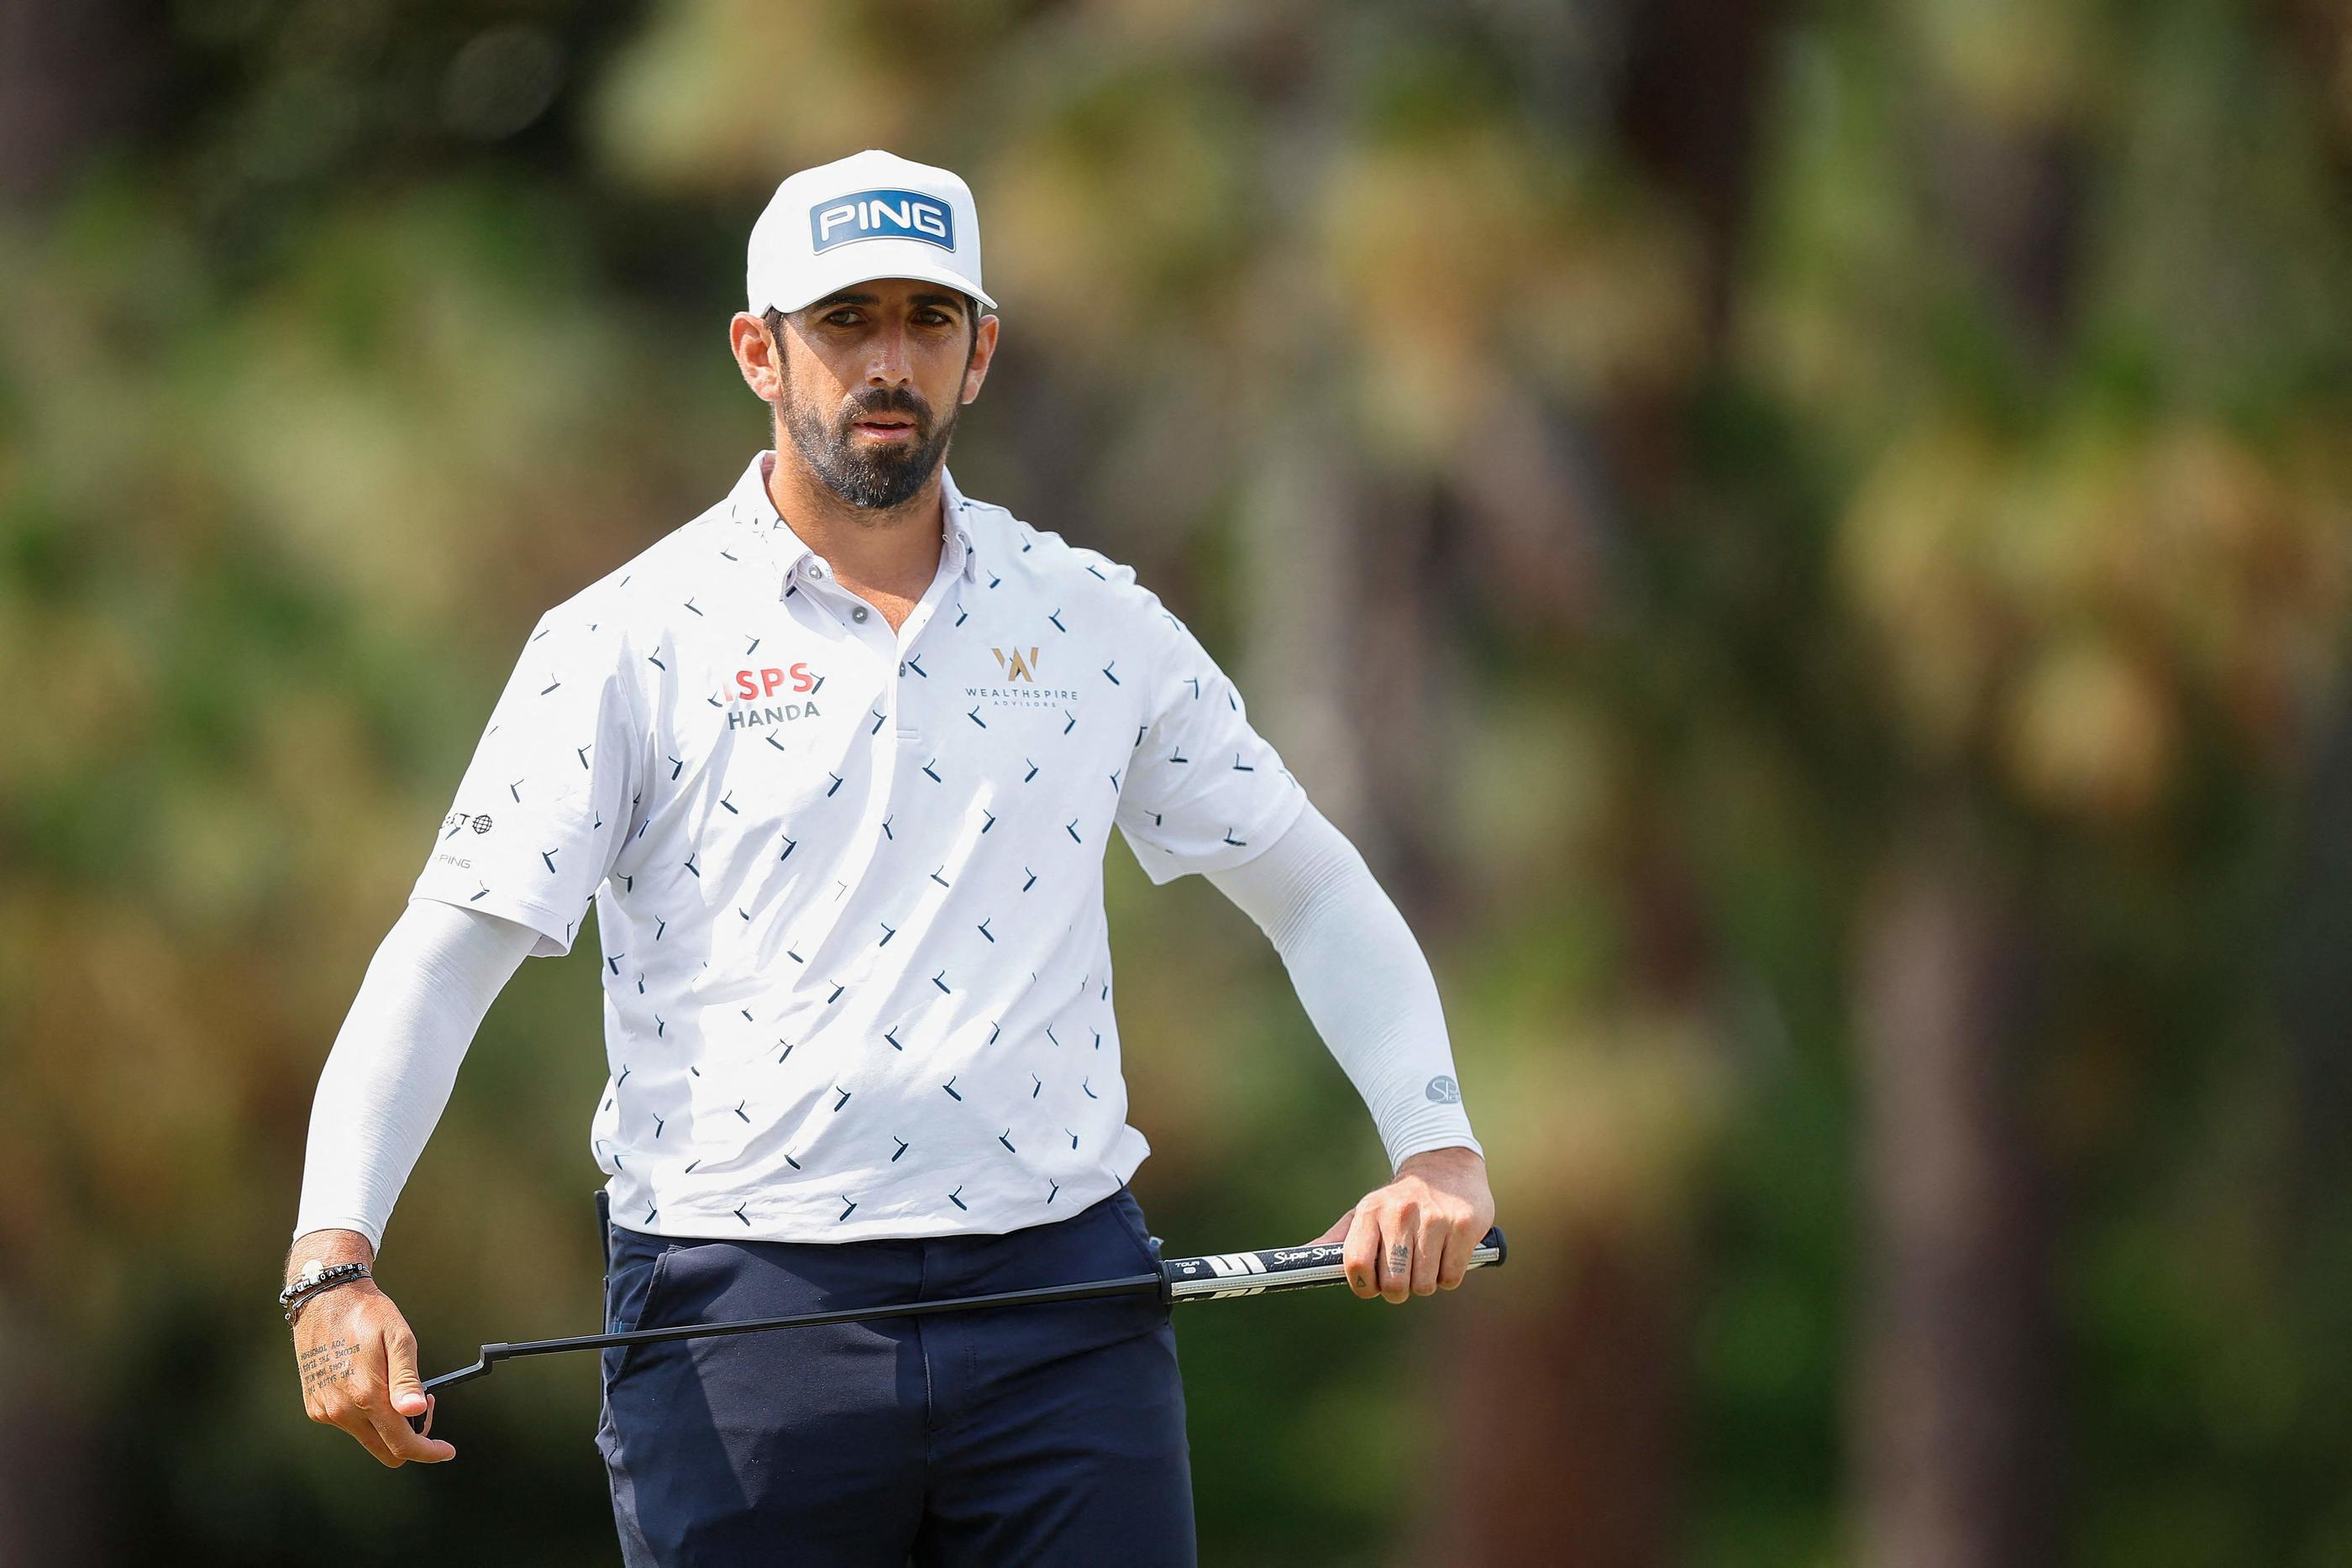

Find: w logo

[992,647,1041,683]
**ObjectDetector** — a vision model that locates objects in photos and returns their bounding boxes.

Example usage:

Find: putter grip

[1163,1225,1507,1301]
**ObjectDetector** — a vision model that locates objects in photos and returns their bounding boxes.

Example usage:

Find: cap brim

[757,253,997,315]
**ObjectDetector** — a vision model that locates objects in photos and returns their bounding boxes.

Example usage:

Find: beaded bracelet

[280,1260,372,1324]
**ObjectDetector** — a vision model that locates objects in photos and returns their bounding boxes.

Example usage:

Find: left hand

[1311,1146,1495,1304]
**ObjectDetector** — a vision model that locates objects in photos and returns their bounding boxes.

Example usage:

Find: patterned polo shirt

[411,451,1306,1240]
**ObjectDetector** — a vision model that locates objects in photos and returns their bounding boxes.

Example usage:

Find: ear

[960,313,1000,406]
[730,311,786,402]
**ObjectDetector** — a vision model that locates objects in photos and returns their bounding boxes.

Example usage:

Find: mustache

[841,386,933,433]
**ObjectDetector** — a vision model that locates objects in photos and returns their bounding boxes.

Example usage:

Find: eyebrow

[811,291,966,317]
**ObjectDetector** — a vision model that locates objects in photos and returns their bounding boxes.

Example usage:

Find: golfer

[285,149,1492,1565]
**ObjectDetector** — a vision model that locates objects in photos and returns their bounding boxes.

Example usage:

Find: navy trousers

[593,1188,1197,1566]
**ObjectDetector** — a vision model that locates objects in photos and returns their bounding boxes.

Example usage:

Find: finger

[1310,1208,1356,1246]
[1342,1205,1383,1298]
[365,1396,455,1464]
[1379,1204,1418,1303]
[1434,1214,1475,1290]
[333,1405,403,1467]
[1410,1209,1448,1297]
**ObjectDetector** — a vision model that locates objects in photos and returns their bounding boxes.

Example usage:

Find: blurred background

[3,0,2352,1562]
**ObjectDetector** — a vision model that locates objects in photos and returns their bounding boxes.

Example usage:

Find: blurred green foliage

[3,0,2351,1563]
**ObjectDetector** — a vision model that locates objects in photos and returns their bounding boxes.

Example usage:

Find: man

[286,149,1492,1565]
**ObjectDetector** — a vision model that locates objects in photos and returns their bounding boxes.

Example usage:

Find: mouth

[849,417,919,443]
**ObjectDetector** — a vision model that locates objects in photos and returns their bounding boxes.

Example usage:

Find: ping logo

[992,646,1040,683]
[809,189,955,254]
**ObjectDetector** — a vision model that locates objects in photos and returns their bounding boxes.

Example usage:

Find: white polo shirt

[412,452,1306,1240]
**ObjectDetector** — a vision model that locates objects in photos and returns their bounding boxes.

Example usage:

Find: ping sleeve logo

[808,189,956,254]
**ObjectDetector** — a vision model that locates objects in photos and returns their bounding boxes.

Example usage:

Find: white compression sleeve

[292,899,538,1251]
[1205,800,1483,1171]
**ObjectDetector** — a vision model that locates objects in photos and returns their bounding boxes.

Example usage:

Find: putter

[411,1226,1506,1429]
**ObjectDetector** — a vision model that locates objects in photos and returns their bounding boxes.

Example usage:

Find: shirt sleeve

[292,900,538,1250]
[1205,800,1482,1171]
[408,602,644,957]
[1112,578,1307,884]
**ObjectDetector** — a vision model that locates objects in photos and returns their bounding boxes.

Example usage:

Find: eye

[824,309,861,327]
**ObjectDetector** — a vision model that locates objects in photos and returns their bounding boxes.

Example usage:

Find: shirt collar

[727,450,979,591]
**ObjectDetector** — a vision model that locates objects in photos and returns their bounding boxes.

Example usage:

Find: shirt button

[852,606,869,623]
[807,562,827,581]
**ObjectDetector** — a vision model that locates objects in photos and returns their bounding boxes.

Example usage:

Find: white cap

[746,149,996,317]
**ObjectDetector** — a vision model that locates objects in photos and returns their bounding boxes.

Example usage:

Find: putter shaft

[417,1226,1506,1413]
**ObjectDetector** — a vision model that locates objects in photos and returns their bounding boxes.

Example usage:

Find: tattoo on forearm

[298,1337,360,1395]
[1388,1242,1410,1277]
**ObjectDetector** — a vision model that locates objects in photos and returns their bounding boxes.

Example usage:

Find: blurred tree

[3,1,2352,1565]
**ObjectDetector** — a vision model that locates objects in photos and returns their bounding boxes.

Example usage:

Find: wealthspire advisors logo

[971,646,1078,709]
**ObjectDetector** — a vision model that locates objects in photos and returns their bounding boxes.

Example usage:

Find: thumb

[386,1331,428,1419]
[1310,1208,1356,1246]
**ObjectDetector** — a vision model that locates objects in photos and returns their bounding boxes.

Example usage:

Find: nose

[864,320,913,388]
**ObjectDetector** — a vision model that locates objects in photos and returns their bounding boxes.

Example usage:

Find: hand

[288,1232,455,1467]
[1311,1146,1496,1304]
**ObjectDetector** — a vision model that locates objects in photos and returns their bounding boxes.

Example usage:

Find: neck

[764,446,946,597]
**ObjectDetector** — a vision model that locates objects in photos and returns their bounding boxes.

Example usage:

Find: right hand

[292,1273,456,1467]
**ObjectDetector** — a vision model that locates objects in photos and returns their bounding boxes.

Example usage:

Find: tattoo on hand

[298,1337,360,1396]
[1388,1242,1410,1277]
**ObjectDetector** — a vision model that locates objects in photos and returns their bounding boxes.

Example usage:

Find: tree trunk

[1431,1230,1684,1567]
[0,0,155,209]
[1849,839,2057,1568]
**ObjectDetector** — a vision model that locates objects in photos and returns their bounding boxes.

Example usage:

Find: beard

[777,379,960,511]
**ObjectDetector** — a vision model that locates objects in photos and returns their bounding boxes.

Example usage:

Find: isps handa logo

[727,663,824,731]
[970,647,1079,710]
